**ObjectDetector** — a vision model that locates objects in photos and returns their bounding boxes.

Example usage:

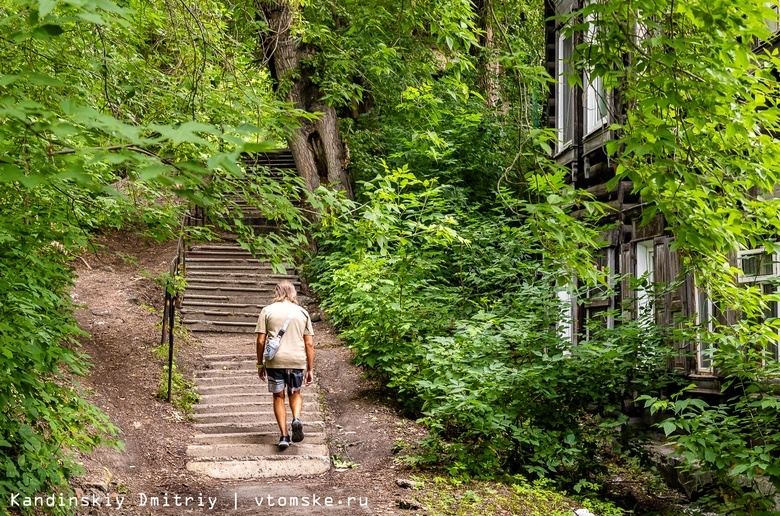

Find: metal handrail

[160,212,197,402]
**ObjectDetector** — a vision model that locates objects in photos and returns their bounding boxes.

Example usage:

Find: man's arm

[256,333,267,380]
[304,334,314,385]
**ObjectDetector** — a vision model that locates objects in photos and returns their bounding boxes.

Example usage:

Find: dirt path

[71,233,427,515]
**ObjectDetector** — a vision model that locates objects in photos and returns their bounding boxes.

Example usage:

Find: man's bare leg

[273,391,288,436]
[289,389,303,419]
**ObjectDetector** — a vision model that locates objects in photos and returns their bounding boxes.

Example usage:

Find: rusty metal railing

[160,209,203,402]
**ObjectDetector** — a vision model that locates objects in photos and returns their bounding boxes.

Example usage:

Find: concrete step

[186,443,329,458]
[185,279,278,289]
[195,403,321,415]
[182,320,257,333]
[194,374,259,385]
[204,360,270,371]
[180,311,259,324]
[185,257,291,267]
[186,260,291,274]
[195,411,323,424]
[202,354,256,360]
[180,301,264,310]
[185,271,298,281]
[189,432,327,445]
[193,420,326,434]
[194,369,259,378]
[182,290,274,304]
[186,456,330,479]
[193,388,320,400]
[183,285,276,294]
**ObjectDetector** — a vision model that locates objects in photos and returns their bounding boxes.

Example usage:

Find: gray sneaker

[291,418,304,443]
[278,435,291,450]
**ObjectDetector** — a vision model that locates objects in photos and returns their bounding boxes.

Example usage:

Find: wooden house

[543,0,780,396]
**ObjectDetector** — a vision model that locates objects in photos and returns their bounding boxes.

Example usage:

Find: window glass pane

[558,33,574,148]
[741,251,774,278]
[697,290,713,371]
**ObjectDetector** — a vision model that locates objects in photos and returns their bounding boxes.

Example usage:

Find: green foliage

[565,0,780,509]
[414,475,583,516]
[0,0,311,503]
[309,168,679,484]
[0,212,122,503]
[156,363,199,416]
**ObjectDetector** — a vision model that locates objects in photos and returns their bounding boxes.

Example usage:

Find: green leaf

[659,420,676,437]
[27,72,63,87]
[39,0,58,19]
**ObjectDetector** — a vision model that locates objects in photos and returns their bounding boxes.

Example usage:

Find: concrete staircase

[182,150,331,479]
[186,354,330,479]
[180,244,300,334]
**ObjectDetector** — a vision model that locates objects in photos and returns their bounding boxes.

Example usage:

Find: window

[583,3,609,134]
[737,248,780,362]
[556,31,574,152]
[635,240,655,322]
[696,288,717,372]
[557,286,574,344]
[584,248,615,340]
[738,248,776,282]
[766,2,780,37]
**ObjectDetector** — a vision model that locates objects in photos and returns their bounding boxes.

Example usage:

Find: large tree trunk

[259,1,353,198]
[471,0,502,109]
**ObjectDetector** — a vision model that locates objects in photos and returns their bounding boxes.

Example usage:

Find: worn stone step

[187,275,301,295]
[193,420,326,434]
[205,360,271,371]
[189,432,327,445]
[194,369,259,379]
[181,301,264,309]
[181,311,259,324]
[195,403,322,415]
[195,411,323,424]
[186,443,329,458]
[184,321,257,333]
[183,286,276,295]
[197,383,316,395]
[185,280,278,290]
[180,304,263,314]
[186,263,293,272]
[194,375,259,386]
[186,456,330,479]
[182,291,275,305]
[187,254,274,268]
[185,271,298,281]
[198,393,319,404]
[187,249,255,258]
[202,354,256,360]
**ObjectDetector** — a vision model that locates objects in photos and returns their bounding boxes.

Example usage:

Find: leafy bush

[639,320,780,513]
[309,167,679,482]
[0,210,122,503]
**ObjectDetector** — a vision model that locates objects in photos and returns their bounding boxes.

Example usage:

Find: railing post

[160,292,170,347]
[167,290,175,403]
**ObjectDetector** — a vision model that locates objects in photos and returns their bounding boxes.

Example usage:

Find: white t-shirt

[255,301,314,369]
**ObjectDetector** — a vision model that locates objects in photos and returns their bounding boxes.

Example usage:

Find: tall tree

[257,0,353,198]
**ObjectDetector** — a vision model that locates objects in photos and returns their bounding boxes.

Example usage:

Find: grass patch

[406,475,614,516]
[156,363,199,415]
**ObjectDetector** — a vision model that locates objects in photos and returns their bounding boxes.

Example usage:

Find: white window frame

[583,3,610,135]
[584,247,615,341]
[556,31,574,153]
[635,240,655,323]
[695,287,715,373]
[737,248,778,283]
[737,248,780,362]
[557,286,575,345]
[765,2,780,37]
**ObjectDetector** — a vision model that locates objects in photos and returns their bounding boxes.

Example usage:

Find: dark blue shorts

[267,368,304,394]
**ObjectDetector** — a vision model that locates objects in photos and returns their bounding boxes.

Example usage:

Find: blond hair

[272,280,298,304]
